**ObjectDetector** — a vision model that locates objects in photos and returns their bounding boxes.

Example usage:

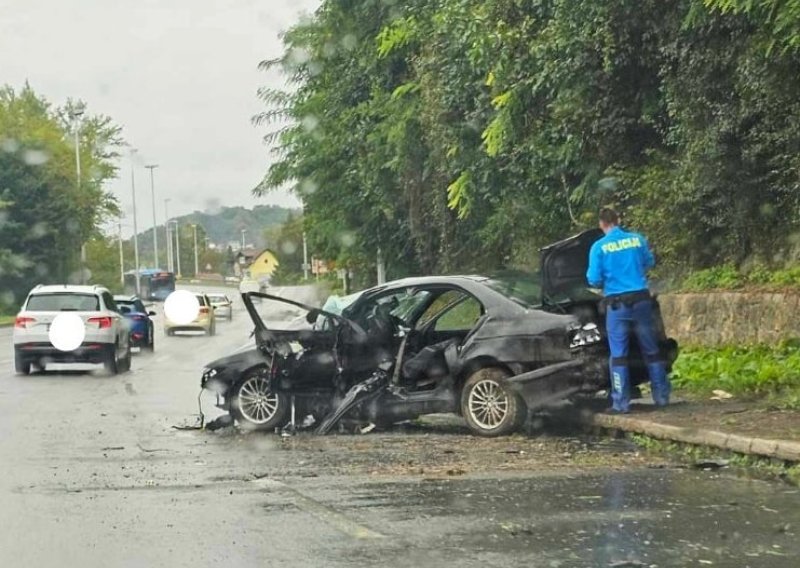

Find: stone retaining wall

[658,292,800,347]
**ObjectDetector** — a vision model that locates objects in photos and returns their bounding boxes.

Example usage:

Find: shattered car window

[433,296,483,332]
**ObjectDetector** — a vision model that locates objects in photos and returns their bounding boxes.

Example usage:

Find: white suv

[13,285,131,375]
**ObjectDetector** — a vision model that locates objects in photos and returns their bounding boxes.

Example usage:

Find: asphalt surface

[1,284,799,567]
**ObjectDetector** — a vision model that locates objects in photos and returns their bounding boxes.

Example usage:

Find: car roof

[30,285,106,295]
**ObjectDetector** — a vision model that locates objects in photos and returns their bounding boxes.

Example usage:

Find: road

[1,285,799,567]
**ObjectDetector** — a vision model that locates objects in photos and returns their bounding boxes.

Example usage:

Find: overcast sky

[0,0,320,236]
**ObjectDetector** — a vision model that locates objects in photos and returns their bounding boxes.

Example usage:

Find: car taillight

[200,307,209,314]
[15,316,36,329]
[88,316,113,329]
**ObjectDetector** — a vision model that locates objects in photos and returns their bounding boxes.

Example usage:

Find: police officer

[586,207,670,413]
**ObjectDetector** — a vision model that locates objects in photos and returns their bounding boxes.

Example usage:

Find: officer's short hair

[599,207,619,225]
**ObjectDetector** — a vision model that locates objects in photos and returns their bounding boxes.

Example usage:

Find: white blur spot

[339,231,357,248]
[0,138,19,153]
[22,149,49,166]
[299,178,318,195]
[49,313,86,352]
[287,46,311,67]
[341,34,357,51]
[301,115,319,132]
[164,290,200,325]
[280,239,298,255]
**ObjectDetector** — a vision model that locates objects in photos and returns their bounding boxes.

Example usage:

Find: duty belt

[603,290,652,310]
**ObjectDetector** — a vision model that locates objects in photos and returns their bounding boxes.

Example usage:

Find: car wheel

[104,344,119,375]
[230,368,289,431]
[144,326,155,352]
[120,341,132,373]
[460,367,526,437]
[14,351,30,376]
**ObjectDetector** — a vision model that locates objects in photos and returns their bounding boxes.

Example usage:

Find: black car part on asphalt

[199,230,678,437]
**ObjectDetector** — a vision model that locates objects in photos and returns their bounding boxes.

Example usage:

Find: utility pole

[130,148,141,294]
[302,231,309,280]
[70,103,86,284]
[145,164,159,268]
[192,224,199,276]
[118,217,125,285]
[241,229,247,251]
[377,247,386,285]
[164,198,172,272]
[173,220,182,278]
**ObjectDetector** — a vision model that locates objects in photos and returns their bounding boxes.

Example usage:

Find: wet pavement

[1,285,799,567]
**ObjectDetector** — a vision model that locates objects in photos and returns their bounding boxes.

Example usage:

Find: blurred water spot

[280,239,298,255]
[759,202,775,217]
[299,178,318,195]
[0,290,14,307]
[341,34,357,51]
[0,211,7,227]
[287,46,311,67]
[35,263,49,277]
[23,149,49,166]
[301,115,319,132]
[323,42,337,58]
[66,219,80,233]
[164,290,200,325]
[49,313,85,352]
[308,61,323,76]
[338,231,357,248]
[205,198,222,215]
[1,138,19,153]
[30,222,48,239]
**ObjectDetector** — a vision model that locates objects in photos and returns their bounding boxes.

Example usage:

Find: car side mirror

[119,306,131,314]
[148,311,156,316]
[306,309,320,324]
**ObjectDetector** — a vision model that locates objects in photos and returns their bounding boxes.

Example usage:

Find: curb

[588,412,800,463]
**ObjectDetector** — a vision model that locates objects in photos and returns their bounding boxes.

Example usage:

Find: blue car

[114,295,155,352]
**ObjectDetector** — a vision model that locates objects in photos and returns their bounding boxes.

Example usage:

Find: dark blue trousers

[606,299,671,412]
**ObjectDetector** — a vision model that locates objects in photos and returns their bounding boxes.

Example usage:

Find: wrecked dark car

[200,230,678,437]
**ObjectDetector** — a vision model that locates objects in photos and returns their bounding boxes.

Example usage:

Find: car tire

[104,344,119,375]
[460,367,526,437]
[14,351,30,376]
[143,326,155,353]
[120,342,132,373]
[230,368,290,431]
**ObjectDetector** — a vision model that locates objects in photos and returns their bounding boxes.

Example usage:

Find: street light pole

[173,220,182,278]
[130,149,141,294]
[192,224,199,276]
[164,198,172,272]
[241,229,246,251]
[70,103,86,284]
[302,231,309,280]
[145,164,159,268]
[118,217,125,286]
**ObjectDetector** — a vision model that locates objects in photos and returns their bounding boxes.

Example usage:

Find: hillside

[131,205,298,255]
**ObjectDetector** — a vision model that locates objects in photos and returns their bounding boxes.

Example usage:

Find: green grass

[630,433,800,485]
[681,263,800,292]
[672,343,800,408]
[0,314,14,326]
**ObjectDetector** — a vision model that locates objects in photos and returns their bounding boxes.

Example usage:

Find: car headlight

[570,323,602,349]
[201,367,218,387]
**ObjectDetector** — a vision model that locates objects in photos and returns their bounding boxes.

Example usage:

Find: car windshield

[208,295,228,303]
[25,293,100,312]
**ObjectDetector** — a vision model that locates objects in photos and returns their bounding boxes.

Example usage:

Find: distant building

[232,248,279,283]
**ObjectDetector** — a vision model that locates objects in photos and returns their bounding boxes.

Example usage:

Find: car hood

[539,229,603,302]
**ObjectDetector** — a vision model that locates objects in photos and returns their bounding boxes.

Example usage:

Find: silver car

[207,293,233,320]
[12,285,132,375]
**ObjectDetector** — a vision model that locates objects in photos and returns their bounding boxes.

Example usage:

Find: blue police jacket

[586,226,654,296]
